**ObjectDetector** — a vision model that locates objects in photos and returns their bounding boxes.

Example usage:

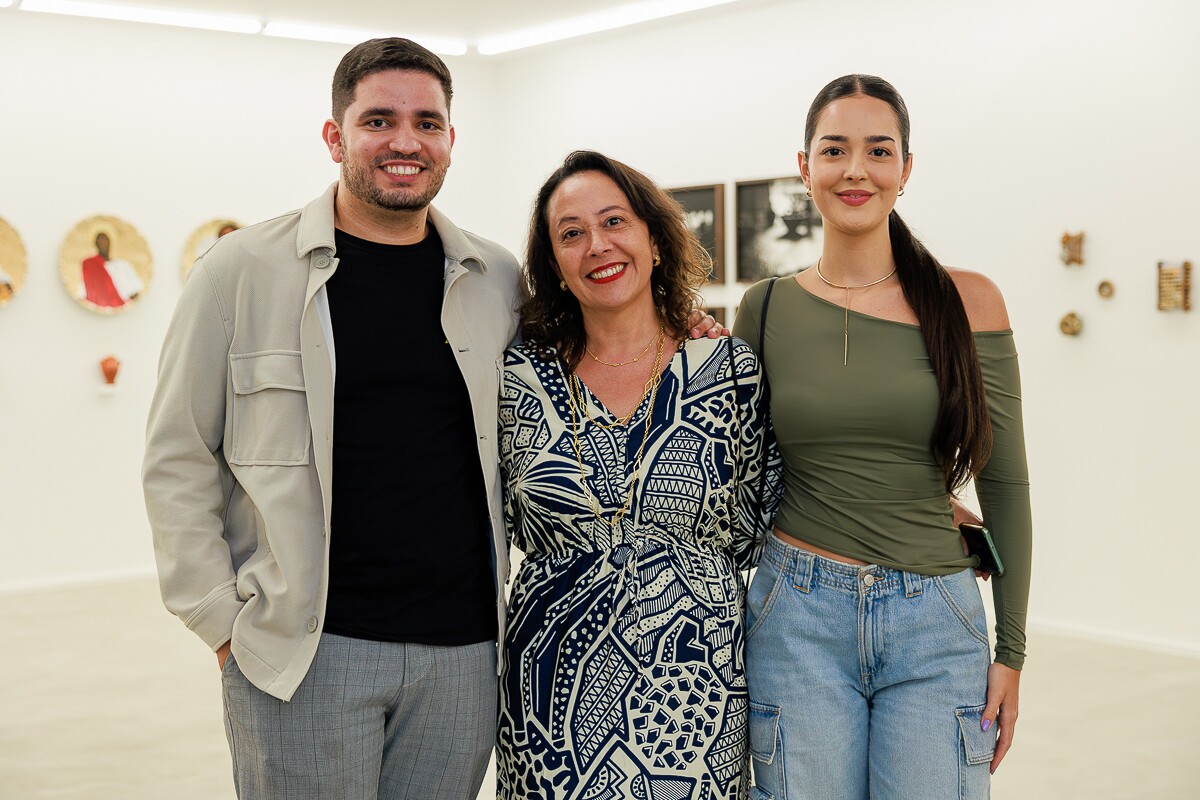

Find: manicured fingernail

[981,719,991,732]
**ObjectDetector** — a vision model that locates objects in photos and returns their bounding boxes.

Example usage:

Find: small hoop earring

[559,280,567,291]
[806,188,813,198]
[898,186,905,197]
[653,255,661,267]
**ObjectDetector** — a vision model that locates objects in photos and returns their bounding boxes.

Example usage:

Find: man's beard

[342,154,448,212]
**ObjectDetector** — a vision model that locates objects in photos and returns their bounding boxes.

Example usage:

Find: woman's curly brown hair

[520,150,712,368]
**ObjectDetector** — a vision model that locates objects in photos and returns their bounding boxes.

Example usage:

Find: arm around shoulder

[948,268,1011,332]
[731,278,776,354]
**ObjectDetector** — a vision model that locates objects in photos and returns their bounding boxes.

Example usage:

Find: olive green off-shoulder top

[734,276,1032,670]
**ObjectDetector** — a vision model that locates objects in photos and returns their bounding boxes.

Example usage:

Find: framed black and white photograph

[735,177,822,282]
[668,184,724,283]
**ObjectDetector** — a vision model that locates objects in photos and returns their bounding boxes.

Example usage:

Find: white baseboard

[1028,616,1200,660]
[0,566,157,597]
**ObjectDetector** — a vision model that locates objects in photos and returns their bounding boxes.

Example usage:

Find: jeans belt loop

[903,569,924,598]
[793,547,815,594]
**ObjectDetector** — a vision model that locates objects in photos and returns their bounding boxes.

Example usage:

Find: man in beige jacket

[143,38,520,800]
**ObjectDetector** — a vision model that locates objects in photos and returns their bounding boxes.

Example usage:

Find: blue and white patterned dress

[497,336,779,800]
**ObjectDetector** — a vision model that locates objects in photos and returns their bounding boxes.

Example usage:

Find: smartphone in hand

[959,523,1005,577]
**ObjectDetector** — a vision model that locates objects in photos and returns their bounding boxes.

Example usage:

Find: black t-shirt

[322,227,496,645]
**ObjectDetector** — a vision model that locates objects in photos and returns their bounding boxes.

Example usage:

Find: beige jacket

[143,183,520,700]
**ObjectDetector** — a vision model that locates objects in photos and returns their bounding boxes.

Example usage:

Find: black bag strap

[756,277,779,505]
[727,336,739,526]
[727,335,739,399]
[758,276,779,362]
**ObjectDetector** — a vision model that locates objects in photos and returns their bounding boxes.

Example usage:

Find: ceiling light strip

[19,0,262,34]
[477,0,740,55]
[263,21,466,56]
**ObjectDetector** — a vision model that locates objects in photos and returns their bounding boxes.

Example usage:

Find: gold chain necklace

[814,258,897,366]
[576,329,666,430]
[584,325,662,367]
[565,332,667,531]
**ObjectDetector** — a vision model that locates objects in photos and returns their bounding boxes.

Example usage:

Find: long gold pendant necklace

[566,329,667,531]
[814,258,897,366]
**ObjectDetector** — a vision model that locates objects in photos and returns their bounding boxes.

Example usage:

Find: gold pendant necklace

[584,325,662,367]
[814,258,897,366]
[566,331,667,531]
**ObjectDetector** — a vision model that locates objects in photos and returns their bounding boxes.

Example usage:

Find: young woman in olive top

[733,75,1031,799]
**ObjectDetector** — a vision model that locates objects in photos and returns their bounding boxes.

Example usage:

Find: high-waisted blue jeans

[745,533,996,799]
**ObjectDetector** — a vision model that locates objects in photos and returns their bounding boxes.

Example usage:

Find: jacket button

[314,256,330,268]
[307,616,319,633]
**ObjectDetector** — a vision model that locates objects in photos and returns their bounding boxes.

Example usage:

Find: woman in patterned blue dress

[497,151,780,800]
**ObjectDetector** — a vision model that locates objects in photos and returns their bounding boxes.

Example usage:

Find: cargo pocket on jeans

[229,350,310,466]
[749,703,781,799]
[748,702,780,764]
[955,703,997,766]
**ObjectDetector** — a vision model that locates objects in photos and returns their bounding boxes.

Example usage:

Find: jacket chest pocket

[229,350,311,466]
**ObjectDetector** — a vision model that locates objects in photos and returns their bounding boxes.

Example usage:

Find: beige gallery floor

[1,578,1196,799]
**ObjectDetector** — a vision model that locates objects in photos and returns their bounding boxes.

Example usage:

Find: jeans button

[863,574,876,587]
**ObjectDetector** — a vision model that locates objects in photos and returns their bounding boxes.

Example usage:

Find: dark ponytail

[806,75,991,491]
[887,211,991,490]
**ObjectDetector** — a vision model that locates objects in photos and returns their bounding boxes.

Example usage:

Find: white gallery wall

[0,13,504,586]
[1,0,1197,656]
[484,0,1200,655]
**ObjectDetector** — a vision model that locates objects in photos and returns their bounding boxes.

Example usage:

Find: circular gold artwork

[60,216,153,314]
[0,217,28,308]
[1059,311,1082,336]
[181,218,241,281]
[1098,280,1114,298]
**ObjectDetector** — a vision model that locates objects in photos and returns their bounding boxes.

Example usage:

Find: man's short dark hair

[332,37,453,123]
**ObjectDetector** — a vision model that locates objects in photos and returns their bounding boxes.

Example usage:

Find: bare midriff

[772,528,870,566]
